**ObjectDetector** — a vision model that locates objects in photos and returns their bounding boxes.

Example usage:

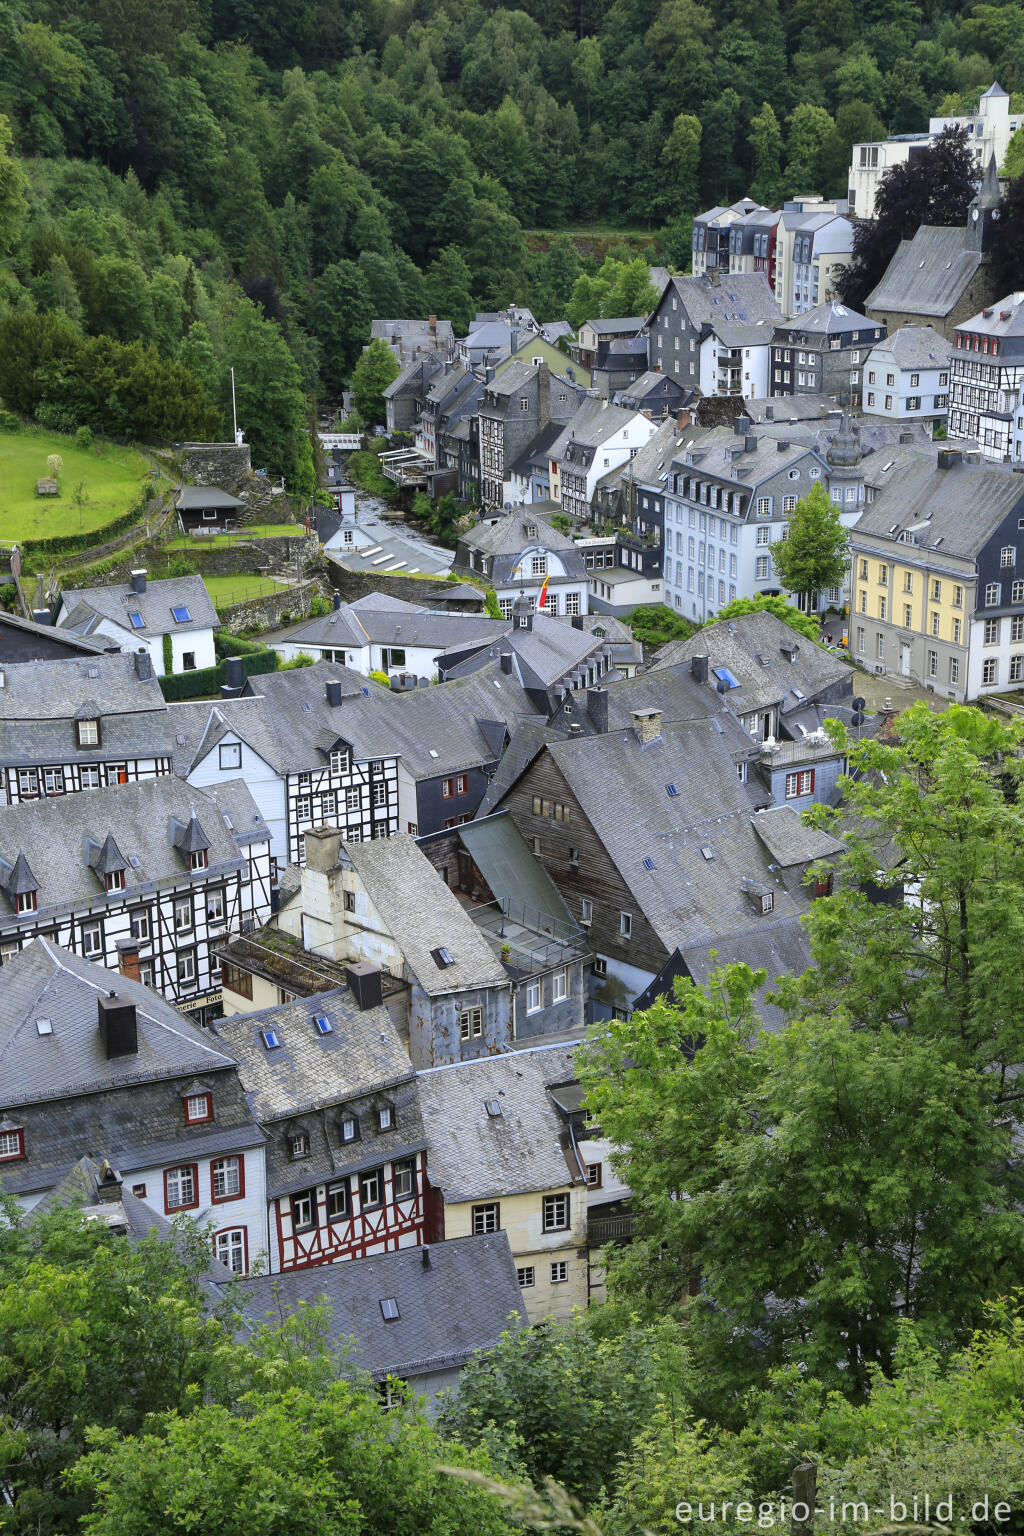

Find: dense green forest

[0,0,1022,487]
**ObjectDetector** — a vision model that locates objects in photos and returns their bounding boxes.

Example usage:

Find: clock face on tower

[972,208,980,221]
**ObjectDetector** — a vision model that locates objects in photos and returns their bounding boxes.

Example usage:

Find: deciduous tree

[351,337,400,429]
[770,480,849,606]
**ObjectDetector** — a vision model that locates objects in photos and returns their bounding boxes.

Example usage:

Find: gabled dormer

[1,852,39,914]
[74,700,102,749]
[86,832,129,895]
[171,810,211,872]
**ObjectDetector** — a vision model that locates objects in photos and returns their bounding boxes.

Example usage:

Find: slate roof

[653,612,852,722]
[750,805,845,867]
[482,360,537,405]
[0,610,114,658]
[850,457,1024,559]
[616,370,690,403]
[416,1043,581,1201]
[460,512,578,559]
[668,424,823,492]
[509,421,565,479]
[213,988,413,1123]
[59,574,218,639]
[270,602,505,655]
[0,777,267,922]
[378,659,538,777]
[0,652,164,721]
[534,720,819,960]
[652,273,782,339]
[866,225,982,320]
[867,326,953,370]
[343,835,509,997]
[443,616,610,696]
[586,318,645,335]
[239,1233,527,1380]
[0,937,236,1106]
[550,664,761,760]
[476,719,562,817]
[237,664,397,767]
[175,487,245,511]
[775,300,876,342]
[959,290,1024,340]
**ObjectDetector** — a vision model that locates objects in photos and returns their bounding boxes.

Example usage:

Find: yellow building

[416,1045,589,1323]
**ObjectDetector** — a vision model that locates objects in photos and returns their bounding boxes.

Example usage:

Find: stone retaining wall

[218,576,331,635]
[324,564,469,607]
[182,443,252,486]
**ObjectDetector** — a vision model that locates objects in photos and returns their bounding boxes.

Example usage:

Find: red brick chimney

[116,939,141,985]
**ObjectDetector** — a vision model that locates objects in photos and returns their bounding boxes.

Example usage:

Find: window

[876,634,886,660]
[879,597,887,622]
[550,1261,568,1284]
[220,960,252,998]
[206,888,225,924]
[526,980,541,1013]
[360,1168,383,1207]
[80,765,101,790]
[1013,581,1024,604]
[441,778,454,799]
[619,911,632,938]
[107,763,128,786]
[543,1193,570,1231]
[327,1180,350,1220]
[953,585,963,607]
[904,605,913,629]
[552,968,569,1002]
[376,1105,394,1132]
[1012,615,1024,643]
[983,658,998,686]
[1001,547,1016,568]
[761,892,774,914]
[218,742,241,772]
[878,566,888,586]
[755,497,771,517]
[531,555,547,577]
[330,747,349,775]
[0,1127,24,1161]
[189,848,208,873]
[211,1155,243,1202]
[214,1229,247,1274]
[164,1164,198,1211]
[81,920,103,958]
[1011,655,1024,684]
[292,1189,315,1230]
[950,656,960,684]
[340,1115,360,1143]
[176,949,196,985]
[393,1158,415,1199]
[903,571,913,594]
[953,618,963,644]
[185,1092,212,1124]
[756,525,771,545]
[931,580,941,602]
[17,768,39,798]
[77,718,100,747]
[587,1163,603,1188]
[785,770,815,798]
[174,897,193,933]
[455,775,467,797]
[984,618,1000,645]
[344,787,361,815]
[459,1007,483,1040]
[42,766,64,796]
[129,907,150,943]
[580,896,593,926]
[986,583,1000,606]
[756,556,771,579]
[593,956,607,976]
[472,1202,500,1234]
[928,650,938,678]
[517,1266,535,1288]
[181,652,196,672]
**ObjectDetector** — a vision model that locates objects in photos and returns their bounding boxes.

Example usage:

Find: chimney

[708,267,721,286]
[745,435,757,453]
[587,686,609,734]
[777,439,790,452]
[780,642,800,663]
[733,415,752,435]
[325,679,343,706]
[429,315,437,336]
[221,655,243,698]
[691,654,709,684]
[571,615,584,630]
[130,569,147,595]
[304,825,344,871]
[116,938,141,985]
[765,404,774,419]
[135,650,153,681]
[332,590,342,611]
[95,1159,123,1205]
[97,992,138,1059]
[937,448,963,470]
[569,722,583,735]
[346,961,383,1011]
[632,707,662,745]
[422,1244,432,1269]
[500,652,513,675]
[31,608,51,626]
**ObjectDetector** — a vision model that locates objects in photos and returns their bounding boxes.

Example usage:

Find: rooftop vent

[485,1099,503,1117]
[701,845,715,861]
[431,946,454,968]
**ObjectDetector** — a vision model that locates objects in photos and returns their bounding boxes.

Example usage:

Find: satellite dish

[852,696,866,711]
[851,710,865,727]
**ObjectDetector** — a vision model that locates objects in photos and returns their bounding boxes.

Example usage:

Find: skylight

[301,701,312,711]
[36,1018,52,1036]
[314,1014,332,1035]
[701,846,715,861]
[261,1029,281,1050]
[380,1298,400,1320]
[431,946,454,968]
[170,606,191,623]
[666,783,678,796]
[642,857,655,871]
[128,611,145,630]
[713,666,740,689]
[485,1100,503,1117]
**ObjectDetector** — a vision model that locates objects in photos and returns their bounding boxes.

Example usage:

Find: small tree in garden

[46,452,63,487]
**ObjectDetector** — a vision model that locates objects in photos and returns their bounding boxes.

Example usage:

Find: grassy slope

[0,427,151,542]
[202,573,288,607]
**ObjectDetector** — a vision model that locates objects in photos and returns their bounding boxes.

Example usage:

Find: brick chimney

[130,569,147,595]
[116,939,141,985]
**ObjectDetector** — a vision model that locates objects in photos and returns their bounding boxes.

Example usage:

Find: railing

[319,433,362,451]
[215,932,406,996]
[588,1212,635,1246]
[618,527,661,551]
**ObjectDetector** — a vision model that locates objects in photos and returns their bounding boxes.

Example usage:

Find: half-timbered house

[214,988,425,1274]
[0,651,174,806]
[0,938,268,1274]
[0,778,272,1022]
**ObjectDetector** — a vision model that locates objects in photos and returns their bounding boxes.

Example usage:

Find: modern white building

[773,200,855,320]
[55,571,218,676]
[863,327,953,423]
[848,83,1019,220]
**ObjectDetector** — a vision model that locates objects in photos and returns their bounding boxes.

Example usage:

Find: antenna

[230,366,240,446]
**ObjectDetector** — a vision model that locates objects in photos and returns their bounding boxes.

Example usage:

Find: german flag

[538,574,550,610]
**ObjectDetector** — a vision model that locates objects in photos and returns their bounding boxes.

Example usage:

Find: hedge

[18,490,152,560]
[216,633,274,658]
[158,647,279,702]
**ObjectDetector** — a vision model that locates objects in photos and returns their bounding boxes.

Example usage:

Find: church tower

[967,155,1002,255]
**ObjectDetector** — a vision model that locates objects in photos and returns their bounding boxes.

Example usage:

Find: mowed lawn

[203,574,287,608]
[165,525,301,549]
[0,428,152,543]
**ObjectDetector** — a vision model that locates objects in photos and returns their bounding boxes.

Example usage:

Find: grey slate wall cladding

[414,768,492,835]
[407,982,511,1068]
[760,755,844,808]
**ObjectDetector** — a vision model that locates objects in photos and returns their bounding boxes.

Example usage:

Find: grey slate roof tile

[59,574,219,639]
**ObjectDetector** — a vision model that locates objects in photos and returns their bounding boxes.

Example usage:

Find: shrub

[35,402,78,433]
[0,582,17,611]
[162,634,173,674]
[369,669,391,688]
[158,647,279,701]
[74,425,93,451]
[0,408,19,431]
[309,593,329,617]
[281,652,315,669]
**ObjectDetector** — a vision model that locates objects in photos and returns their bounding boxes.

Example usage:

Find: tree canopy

[770,480,850,605]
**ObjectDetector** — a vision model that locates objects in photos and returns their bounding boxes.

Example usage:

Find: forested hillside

[0,0,1021,486]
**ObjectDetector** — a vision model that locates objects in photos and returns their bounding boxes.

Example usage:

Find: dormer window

[761,892,774,914]
[377,1105,395,1132]
[15,891,36,915]
[184,1092,212,1124]
[77,718,100,747]
[330,748,349,775]
[105,869,126,893]
[0,1122,24,1161]
[290,1132,310,1159]
[190,849,208,872]
[340,1114,360,1144]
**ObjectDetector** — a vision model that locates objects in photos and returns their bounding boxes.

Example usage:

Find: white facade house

[863,328,953,422]
[773,202,855,320]
[947,292,1024,461]
[698,330,772,398]
[55,571,218,677]
[268,595,503,682]
[553,403,658,523]
[849,83,1019,220]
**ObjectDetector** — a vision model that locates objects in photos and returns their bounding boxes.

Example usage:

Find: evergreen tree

[748,101,784,205]
[351,337,400,428]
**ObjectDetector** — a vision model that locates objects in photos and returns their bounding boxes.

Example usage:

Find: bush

[0,408,19,431]
[158,647,279,701]
[369,669,391,688]
[0,582,17,611]
[74,425,93,451]
[309,593,329,617]
[281,652,315,668]
[35,401,79,434]
[628,603,695,649]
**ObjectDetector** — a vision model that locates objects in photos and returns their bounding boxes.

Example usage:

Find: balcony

[587,1210,635,1246]
[215,928,406,998]
[462,895,590,977]
[618,527,661,551]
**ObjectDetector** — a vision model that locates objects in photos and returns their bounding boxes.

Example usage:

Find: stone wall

[161,535,315,578]
[324,565,468,607]
[218,576,331,635]
[182,442,252,487]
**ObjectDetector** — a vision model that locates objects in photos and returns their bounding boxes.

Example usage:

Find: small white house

[55,571,218,676]
[864,328,952,422]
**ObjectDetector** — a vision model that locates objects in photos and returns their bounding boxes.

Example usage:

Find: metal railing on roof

[215,932,406,997]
